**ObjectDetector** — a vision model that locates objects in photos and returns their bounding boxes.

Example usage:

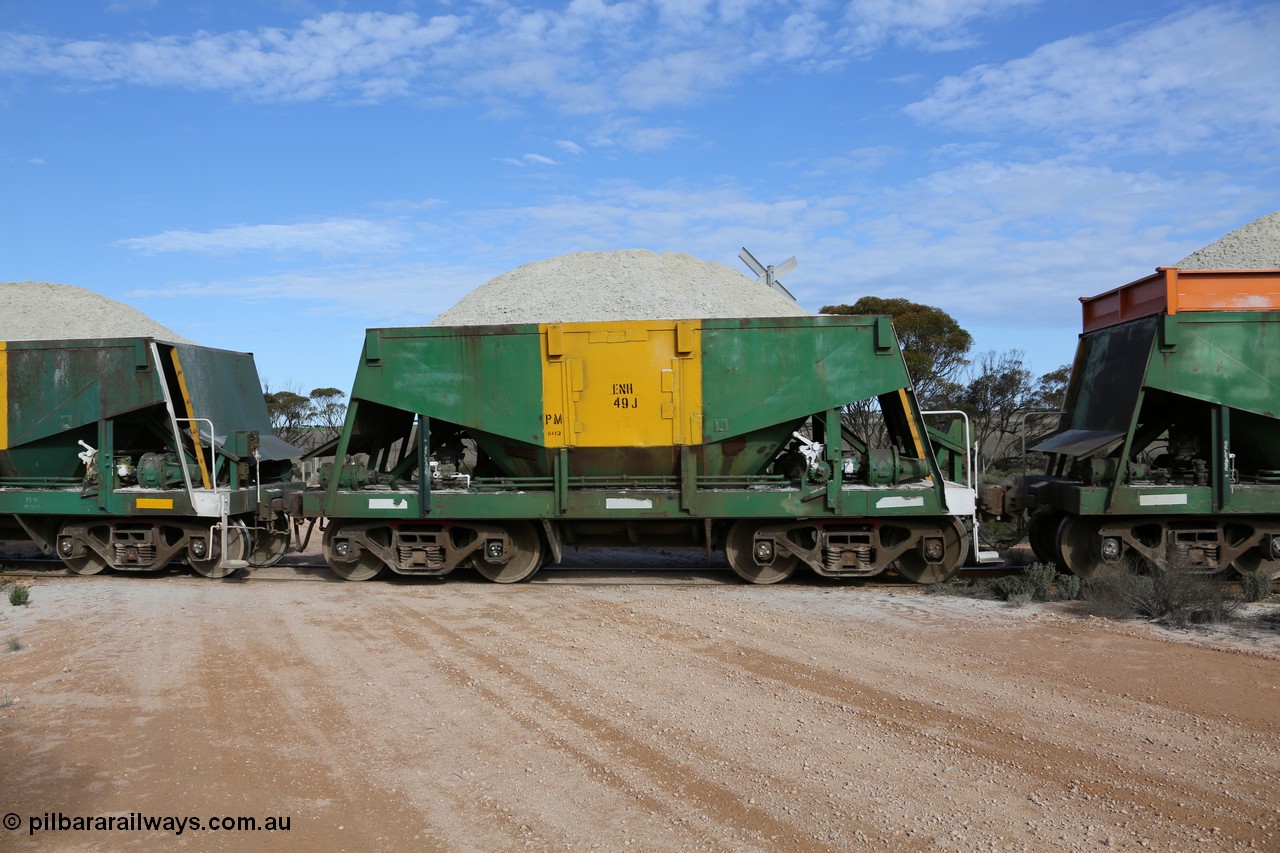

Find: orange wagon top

[1079,267,1280,333]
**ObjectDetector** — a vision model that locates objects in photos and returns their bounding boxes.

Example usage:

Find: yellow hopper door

[540,320,702,448]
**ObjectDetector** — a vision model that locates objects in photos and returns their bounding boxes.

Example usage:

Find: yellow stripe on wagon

[136,498,175,510]
[169,349,213,490]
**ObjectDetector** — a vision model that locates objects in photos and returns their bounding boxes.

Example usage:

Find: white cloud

[370,198,446,212]
[524,153,559,165]
[618,49,737,108]
[126,261,510,327]
[801,144,900,175]
[797,158,1265,329]
[777,11,827,61]
[106,0,159,12]
[117,218,408,256]
[654,0,715,33]
[555,139,585,156]
[114,161,1269,378]
[0,12,462,102]
[458,53,612,114]
[842,0,1040,54]
[588,118,688,151]
[424,162,1265,333]
[0,1,1032,115]
[906,4,1280,153]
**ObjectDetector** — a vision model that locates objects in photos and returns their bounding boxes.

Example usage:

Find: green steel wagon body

[295,315,975,584]
[1018,268,1280,578]
[0,337,300,576]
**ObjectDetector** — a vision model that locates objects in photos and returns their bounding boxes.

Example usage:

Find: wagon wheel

[1027,512,1063,566]
[188,519,250,579]
[1233,550,1280,582]
[247,512,291,568]
[323,522,386,582]
[894,518,968,585]
[63,552,110,575]
[57,522,110,575]
[724,520,798,584]
[1056,516,1104,579]
[472,521,543,583]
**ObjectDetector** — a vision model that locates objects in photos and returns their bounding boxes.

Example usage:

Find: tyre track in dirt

[3,585,449,851]
[192,608,449,851]
[488,589,1279,848]
[259,593,613,851]
[381,597,850,852]
[3,579,1278,851]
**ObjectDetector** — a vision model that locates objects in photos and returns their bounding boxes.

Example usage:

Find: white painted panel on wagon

[606,498,654,509]
[875,496,926,509]
[1139,493,1188,506]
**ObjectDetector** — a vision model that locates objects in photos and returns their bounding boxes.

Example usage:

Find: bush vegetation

[1081,565,1239,627]
[931,560,1261,630]
[975,563,1080,604]
[1239,570,1275,603]
[8,584,29,607]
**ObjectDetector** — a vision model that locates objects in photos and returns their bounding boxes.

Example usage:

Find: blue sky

[3,1,1278,396]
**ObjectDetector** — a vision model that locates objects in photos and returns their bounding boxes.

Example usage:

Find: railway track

[0,556,1080,587]
[6,549,1274,591]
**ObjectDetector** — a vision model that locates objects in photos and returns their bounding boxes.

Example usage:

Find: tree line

[821,297,1070,478]
[262,384,347,450]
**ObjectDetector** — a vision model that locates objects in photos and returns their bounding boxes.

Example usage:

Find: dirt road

[1,569,1278,851]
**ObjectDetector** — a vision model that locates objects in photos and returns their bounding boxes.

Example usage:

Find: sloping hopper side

[1,338,168,480]
[1032,317,1156,457]
[172,343,300,461]
[1033,310,1280,462]
[0,339,299,483]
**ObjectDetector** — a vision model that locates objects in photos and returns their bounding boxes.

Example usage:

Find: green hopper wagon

[0,337,300,576]
[1016,267,1280,579]
[296,315,975,584]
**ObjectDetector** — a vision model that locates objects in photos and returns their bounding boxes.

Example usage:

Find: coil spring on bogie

[1174,541,1218,565]
[824,545,872,572]
[113,543,156,565]
[398,544,445,569]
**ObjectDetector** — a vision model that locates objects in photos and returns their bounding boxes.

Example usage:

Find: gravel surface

[1176,210,1280,269]
[431,250,809,325]
[0,282,192,343]
[1,571,1277,852]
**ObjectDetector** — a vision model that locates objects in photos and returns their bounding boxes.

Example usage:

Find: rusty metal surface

[1081,267,1280,333]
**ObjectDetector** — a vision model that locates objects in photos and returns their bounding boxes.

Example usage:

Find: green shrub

[7,636,20,652]
[1240,570,1274,603]
[983,574,1031,601]
[1055,573,1082,601]
[925,578,982,597]
[1022,563,1056,601]
[8,584,29,607]
[1083,566,1238,626]
[979,565,1060,603]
